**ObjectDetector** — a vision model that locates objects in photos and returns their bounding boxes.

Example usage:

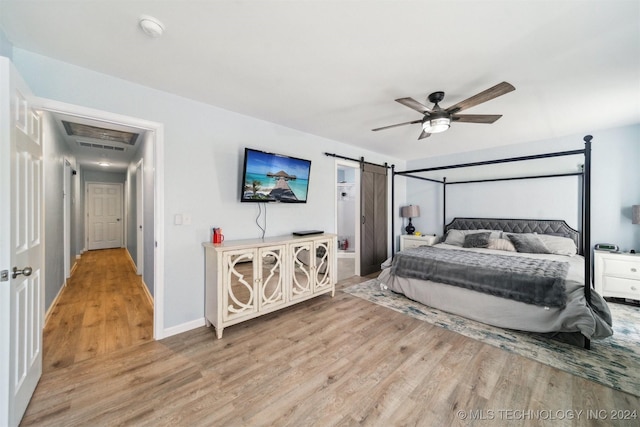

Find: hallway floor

[42,248,153,370]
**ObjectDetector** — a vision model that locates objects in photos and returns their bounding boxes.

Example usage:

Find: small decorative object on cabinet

[203,233,337,338]
[399,234,438,251]
[594,250,640,301]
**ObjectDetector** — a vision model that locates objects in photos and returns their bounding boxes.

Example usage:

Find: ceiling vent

[78,141,126,152]
[63,120,138,145]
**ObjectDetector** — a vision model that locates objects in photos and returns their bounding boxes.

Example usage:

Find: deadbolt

[12,266,33,279]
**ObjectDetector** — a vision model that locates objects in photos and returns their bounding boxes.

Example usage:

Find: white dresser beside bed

[594,250,640,301]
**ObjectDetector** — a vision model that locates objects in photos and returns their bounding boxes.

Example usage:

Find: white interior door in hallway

[0,58,44,427]
[86,182,123,250]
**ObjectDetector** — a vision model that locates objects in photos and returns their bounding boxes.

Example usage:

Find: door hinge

[1,270,8,282]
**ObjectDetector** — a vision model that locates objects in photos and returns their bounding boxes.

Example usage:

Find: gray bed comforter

[378,243,613,340]
[391,246,569,307]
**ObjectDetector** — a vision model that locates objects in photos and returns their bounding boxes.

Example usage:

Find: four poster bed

[380,136,613,348]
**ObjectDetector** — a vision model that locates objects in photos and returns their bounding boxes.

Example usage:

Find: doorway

[36,97,165,339]
[63,159,72,280]
[135,160,144,276]
[335,160,360,279]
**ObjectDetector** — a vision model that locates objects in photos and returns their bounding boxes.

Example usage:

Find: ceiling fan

[372,81,515,139]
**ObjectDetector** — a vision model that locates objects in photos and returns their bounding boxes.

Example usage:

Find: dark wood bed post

[583,135,593,350]
[442,177,447,236]
[391,164,396,257]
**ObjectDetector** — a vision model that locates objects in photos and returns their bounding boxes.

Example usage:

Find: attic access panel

[62,120,139,145]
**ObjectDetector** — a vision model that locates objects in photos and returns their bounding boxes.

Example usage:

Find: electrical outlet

[183,214,192,225]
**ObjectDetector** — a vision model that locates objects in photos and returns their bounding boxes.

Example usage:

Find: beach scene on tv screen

[243,150,310,202]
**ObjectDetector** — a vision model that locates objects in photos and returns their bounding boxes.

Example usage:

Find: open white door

[0,58,44,427]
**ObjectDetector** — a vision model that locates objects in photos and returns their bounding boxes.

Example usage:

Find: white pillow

[537,234,578,256]
[487,238,517,252]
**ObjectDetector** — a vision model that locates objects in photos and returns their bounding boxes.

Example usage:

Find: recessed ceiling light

[98,162,111,167]
[138,15,164,38]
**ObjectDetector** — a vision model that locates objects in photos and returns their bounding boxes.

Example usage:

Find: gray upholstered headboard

[444,217,581,254]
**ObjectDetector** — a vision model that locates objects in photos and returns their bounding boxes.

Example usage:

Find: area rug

[344,279,640,397]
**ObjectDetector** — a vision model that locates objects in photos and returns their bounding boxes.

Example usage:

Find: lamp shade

[401,205,420,218]
[633,205,640,224]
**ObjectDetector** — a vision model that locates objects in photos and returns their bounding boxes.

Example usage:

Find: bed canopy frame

[390,135,594,348]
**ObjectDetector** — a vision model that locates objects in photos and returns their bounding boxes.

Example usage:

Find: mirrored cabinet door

[258,245,285,310]
[314,239,332,292]
[290,241,313,301]
[223,249,257,321]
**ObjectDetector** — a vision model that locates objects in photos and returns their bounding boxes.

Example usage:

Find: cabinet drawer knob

[631,268,637,273]
[632,286,638,291]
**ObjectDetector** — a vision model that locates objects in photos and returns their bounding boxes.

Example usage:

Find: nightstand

[594,250,640,301]
[400,234,439,251]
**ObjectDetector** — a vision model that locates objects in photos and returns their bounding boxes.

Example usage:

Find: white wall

[12,49,405,332]
[405,125,640,252]
[0,28,11,59]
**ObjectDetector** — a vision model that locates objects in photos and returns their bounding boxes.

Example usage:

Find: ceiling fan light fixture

[423,117,450,133]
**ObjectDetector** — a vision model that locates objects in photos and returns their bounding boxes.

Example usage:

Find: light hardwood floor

[41,248,153,371]
[22,250,639,426]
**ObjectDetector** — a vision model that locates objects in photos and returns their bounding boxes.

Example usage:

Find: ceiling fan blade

[395,97,433,114]
[452,114,503,124]
[372,119,422,132]
[445,82,515,114]
[418,129,431,140]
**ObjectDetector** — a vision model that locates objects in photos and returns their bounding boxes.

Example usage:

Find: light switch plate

[174,214,183,225]
[183,214,192,225]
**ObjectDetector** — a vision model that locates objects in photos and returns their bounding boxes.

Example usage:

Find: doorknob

[12,266,33,279]
[117,218,121,222]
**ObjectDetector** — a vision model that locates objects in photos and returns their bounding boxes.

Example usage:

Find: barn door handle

[12,266,33,279]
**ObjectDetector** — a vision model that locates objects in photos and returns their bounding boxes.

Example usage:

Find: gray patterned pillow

[463,232,491,248]
[445,229,501,246]
[506,233,551,254]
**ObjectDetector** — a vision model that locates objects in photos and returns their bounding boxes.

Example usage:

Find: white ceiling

[1,0,639,162]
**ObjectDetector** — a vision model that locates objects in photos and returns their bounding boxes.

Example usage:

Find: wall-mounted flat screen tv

[240,148,311,203]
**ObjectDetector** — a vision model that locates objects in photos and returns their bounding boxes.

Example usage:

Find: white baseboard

[140,279,153,308]
[70,259,79,276]
[161,318,207,339]
[44,281,67,327]
[124,249,153,308]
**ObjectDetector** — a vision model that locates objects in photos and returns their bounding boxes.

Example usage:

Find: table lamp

[401,205,420,235]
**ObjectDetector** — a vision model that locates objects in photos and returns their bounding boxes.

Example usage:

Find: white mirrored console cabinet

[203,233,337,338]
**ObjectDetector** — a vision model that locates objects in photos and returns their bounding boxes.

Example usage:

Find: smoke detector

[139,15,164,38]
